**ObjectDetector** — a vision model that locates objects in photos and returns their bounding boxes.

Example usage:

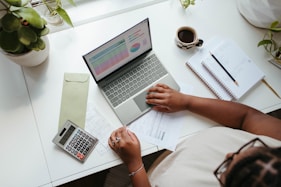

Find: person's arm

[108,127,151,187]
[146,83,281,141]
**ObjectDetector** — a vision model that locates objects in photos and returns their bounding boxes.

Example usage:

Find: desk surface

[0,56,51,187]
[2,0,281,186]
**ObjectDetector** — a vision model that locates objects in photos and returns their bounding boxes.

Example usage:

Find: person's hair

[224,147,281,187]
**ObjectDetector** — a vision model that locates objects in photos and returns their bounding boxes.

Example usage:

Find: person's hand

[146,83,187,113]
[108,127,142,171]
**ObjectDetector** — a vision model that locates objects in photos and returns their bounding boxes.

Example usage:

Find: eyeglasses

[213,138,268,186]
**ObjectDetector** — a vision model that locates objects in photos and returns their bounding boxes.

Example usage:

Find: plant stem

[42,0,54,14]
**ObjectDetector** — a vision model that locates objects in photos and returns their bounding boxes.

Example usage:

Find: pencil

[262,79,281,99]
[209,52,239,86]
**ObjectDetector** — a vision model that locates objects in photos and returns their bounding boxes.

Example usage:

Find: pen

[209,52,239,86]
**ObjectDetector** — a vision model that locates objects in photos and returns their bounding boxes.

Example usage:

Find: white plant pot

[236,0,281,28]
[3,36,50,67]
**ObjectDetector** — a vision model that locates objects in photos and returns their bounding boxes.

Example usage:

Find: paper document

[129,82,193,151]
[85,82,193,153]
[129,110,187,151]
[85,102,115,155]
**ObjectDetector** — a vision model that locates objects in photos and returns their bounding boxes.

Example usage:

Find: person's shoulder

[148,126,280,187]
[181,126,281,148]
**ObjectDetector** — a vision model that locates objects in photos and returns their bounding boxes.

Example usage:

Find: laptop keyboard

[103,54,168,107]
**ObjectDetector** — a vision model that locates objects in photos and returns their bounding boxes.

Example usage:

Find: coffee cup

[175,26,203,49]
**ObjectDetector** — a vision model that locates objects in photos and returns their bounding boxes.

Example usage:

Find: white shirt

[148,126,281,187]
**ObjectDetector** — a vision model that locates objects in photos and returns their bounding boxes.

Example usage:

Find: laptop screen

[83,18,152,82]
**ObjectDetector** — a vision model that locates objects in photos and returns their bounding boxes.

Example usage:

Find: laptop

[83,18,179,125]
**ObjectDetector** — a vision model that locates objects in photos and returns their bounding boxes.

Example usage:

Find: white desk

[0,55,51,187]
[3,0,281,186]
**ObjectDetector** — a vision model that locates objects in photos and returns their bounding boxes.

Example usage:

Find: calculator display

[59,125,75,145]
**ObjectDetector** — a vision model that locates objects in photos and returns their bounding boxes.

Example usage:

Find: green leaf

[0,30,22,53]
[31,25,49,36]
[257,40,273,47]
[39,27,50,36]
[270,21,279,28]
[28,37,45,51]
[4,0,29,7]
[180,0,195,9]
[16,7,45,29]
[1,13,21,32]
[269,27,281,32]
[18,26,38,46]
[56,6,73,27]
[180,0,190,9]
[66,0,76,6]
[268,21,281,32]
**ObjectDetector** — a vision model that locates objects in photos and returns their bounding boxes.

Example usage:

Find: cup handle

[196,39,204,47]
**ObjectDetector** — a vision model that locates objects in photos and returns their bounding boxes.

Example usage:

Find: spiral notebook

[186,36,265,100]
[186,37,233,100]
[202,39,265,100]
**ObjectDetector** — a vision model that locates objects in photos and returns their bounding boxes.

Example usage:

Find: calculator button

[89,138,95,143]
[77,153,85,160]
[66,146,71,151]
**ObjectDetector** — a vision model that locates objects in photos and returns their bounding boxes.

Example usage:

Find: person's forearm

[127,163,151,187]
[184,95,261,130]
[130,169,151,187]
[183,94,281,140]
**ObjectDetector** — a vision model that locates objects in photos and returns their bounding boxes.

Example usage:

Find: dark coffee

[178,30,194,43]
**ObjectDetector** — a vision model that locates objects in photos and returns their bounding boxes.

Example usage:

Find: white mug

[175,26,203,49]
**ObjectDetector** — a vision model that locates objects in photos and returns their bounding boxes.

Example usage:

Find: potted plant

[0,0,73,66]
[258,21,281,67]
[39,0,74,27]
[179,0,195,9]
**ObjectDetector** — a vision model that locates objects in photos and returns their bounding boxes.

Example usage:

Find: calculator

[52,120,98,163]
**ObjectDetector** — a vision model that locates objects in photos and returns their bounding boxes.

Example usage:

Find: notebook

[202,39,265,100]
[83,18,180,125]
[186,37,233,100]
[186,36,265,101]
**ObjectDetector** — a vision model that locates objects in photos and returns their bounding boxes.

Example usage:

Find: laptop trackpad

[133,91,151,112]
